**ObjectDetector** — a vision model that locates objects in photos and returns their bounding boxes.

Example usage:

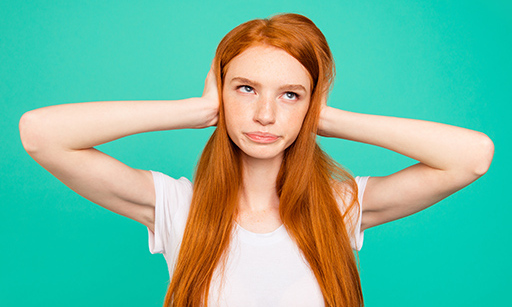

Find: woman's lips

[244,132,280,144]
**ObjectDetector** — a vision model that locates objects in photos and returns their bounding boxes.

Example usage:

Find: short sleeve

[147,171,193,255]
[351,176,370,251]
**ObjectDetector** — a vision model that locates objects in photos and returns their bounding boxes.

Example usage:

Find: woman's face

[222,45,312,162]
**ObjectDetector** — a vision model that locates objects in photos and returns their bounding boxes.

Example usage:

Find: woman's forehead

[223,45,312,91]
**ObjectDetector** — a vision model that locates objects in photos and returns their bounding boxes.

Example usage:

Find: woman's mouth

[244,132,280,144]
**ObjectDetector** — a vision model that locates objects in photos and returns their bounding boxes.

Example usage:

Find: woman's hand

[18,58,226,231]
[315,98,493,232]
[317,91,333,137]
[196,61,220,128]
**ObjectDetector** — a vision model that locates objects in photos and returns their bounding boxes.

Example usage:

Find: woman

[19,13,493,307]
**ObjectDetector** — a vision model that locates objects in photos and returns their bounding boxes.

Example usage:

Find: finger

[209,56,216,74]
[320,92,328,106]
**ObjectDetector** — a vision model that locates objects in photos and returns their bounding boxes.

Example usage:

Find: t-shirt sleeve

[351,176,370,251]
[147,170,193,255]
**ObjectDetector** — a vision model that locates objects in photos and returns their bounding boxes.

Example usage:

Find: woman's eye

[238,85,254,93]
[284,92,299,100]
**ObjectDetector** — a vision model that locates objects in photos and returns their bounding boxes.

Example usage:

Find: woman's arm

[318,106,494,231]
[19,67,219,231]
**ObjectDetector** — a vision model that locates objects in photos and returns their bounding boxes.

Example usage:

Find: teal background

[1,0,510,306]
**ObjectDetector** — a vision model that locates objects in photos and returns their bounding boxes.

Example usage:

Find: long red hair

[164,13,363,306]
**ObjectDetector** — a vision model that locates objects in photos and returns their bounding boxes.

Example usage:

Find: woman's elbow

[471,132,494,177]
[19,110,47,155]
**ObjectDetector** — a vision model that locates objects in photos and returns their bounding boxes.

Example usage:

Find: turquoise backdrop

[1,0,510,306]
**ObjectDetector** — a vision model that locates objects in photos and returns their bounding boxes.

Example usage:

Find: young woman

[19,13,493,307]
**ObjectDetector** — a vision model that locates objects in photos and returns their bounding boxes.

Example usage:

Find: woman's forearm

[319,106,494,176]
[20,97,217,154]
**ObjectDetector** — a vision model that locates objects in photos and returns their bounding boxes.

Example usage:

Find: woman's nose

[253,96,276,126]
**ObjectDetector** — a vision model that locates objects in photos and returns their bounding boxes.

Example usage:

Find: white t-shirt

[148,171,369,307]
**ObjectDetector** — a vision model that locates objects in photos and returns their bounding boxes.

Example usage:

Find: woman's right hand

[19,58,222,232]
[196,61,220,128]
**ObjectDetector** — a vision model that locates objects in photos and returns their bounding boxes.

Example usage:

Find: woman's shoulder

[150,170,193,195]
[331,176,368,218]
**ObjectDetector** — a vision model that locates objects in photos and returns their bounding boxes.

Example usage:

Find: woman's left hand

[317,97,494,232]
[317,92,333,137]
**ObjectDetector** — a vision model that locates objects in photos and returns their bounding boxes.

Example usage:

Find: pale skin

[19,45,494,235]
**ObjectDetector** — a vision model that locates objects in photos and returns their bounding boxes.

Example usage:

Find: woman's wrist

[187,97,219,129]
[318,106,341,138]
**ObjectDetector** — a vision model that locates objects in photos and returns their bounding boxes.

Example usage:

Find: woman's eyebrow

[230,77,307,93]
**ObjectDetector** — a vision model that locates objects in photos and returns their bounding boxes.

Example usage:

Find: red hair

[165,13,363,306]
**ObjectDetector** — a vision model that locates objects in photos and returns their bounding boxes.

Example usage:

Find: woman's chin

[239,147,285,163]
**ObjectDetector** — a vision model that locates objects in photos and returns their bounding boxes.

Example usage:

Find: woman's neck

[239,153,282,212]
